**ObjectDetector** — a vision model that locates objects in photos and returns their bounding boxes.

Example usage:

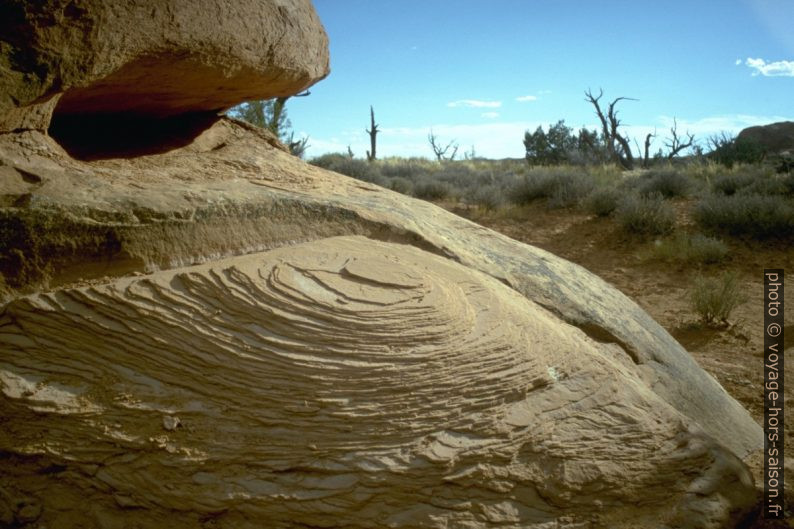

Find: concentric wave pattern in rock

[0,236,754,528]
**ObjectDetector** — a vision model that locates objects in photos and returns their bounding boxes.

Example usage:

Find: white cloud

[481,112,500,119]
[515,95,538,102]
[446,99,502,108]
[735,58,742,65]
[744,57,794,77]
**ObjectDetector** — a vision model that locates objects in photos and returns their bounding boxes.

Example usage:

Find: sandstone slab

[0,1,764,525]
[1,235,757,528]
[0,119,764,528]
[0,0,329,132]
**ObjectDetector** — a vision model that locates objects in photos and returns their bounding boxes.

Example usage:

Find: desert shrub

[387,177,413,195]
[738,175,790,196]
[310,153,380,182]
[508,171,558,203]
[615,193,676,236]
[469,184,506,211]
[688,233,730,263]
[638,169,693,199]
[775,153,794,174]
[310,152,351,169]
[694,193,794,239]
[547,176,595,209]
[587,163,625,182]
[706,133,767,167]
[508,168,593,208]
[647,232,729,264]
[379,158,432,180]
[782,172,794,195]
[710,166,794,197]
[586,188,622,217]
[434,162,478,188]
[711,171,757,195]
[413,180,454,201]
[683,159,723,182]
[690,272,746,325]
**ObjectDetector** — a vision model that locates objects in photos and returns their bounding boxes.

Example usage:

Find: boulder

[737,121,794,154]
[0,0,329,132]
[0,120,763,528]
[0,0,763,527]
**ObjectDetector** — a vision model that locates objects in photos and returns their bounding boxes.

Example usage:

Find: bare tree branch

[428,130,459,161]
[642,129,656,168]
[585,88,611,158]
[584,88,637,169]
[664,118,695,159]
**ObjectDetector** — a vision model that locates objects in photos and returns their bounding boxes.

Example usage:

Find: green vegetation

[694,193,794,239]
[585,188,622,217]
[311,151,794,242]
[508,167,595,209]
[614,193,676,236]
[706,132,767,168]
[637,169,694,199]
[690,272,747,326]
[413,180,454,201]
[523,120,604,166]
[228,97,310,157]
[308,95,794,247]
[645,232,729,265]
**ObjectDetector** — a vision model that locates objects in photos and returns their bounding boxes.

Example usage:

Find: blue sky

[287,0,794,160]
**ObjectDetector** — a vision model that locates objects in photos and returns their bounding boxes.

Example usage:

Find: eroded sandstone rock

[0,235,756,528]
[0,119,764,528]
[0,0,329,132]
[737,120,794,154]
[0,0,763,527]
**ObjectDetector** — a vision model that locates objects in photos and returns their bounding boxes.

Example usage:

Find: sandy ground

[446,199,794,528]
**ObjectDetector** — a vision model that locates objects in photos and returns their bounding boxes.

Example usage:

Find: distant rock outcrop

[0,1,762,528]
[737,121,794,154]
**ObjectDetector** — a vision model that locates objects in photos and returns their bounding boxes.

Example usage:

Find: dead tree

[585,88,636,169]
[664,118,695,160]
[639,129,656,168]
[365,106,379,162]
[428,130,459,161]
